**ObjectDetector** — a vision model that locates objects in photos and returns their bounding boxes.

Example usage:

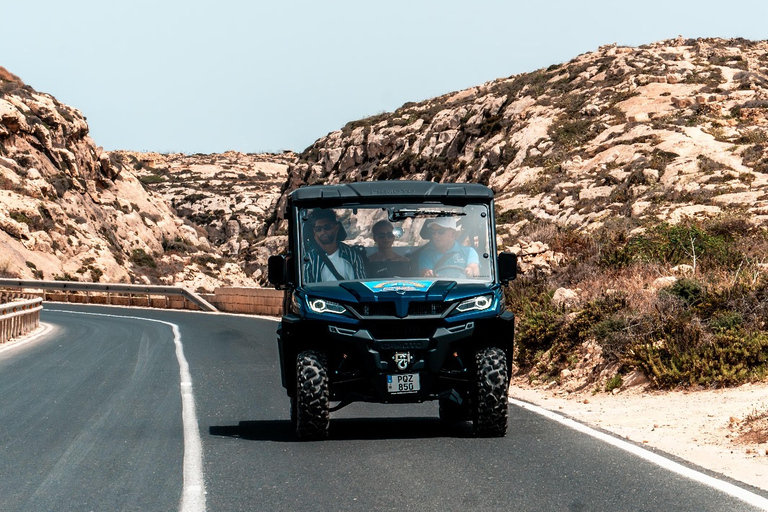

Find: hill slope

[267,37,768,239]
[0,68,265,290]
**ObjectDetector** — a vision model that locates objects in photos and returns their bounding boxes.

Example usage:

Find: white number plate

[387,373,420,394]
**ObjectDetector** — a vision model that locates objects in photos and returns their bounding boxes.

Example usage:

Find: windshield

[298,203,493,286]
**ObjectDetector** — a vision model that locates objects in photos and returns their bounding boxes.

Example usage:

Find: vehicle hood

[304,279,496,304]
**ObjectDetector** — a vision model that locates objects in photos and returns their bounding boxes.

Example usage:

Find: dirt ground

[509,377,768,492]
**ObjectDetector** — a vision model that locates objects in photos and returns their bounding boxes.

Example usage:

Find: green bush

[630,330,768,388]
[505,216,768,391]
[130,248,156,268]
[509,280,628,375]
[736,129,768,145]
[605,374,623,392]
[9,211,32,225]
[139,174,166,185]
[710,311,744,333]
[162,236,193,253]
[600,222,741,271]
[549,118,593,148]
[662,278,704,307]
[511,290,564,369]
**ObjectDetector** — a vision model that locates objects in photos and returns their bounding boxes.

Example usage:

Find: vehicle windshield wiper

[388,208,465,222]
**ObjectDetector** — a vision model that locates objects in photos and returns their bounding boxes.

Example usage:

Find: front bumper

[277,311,514,403]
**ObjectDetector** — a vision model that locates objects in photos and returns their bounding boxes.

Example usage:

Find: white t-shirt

[320,249,355,281]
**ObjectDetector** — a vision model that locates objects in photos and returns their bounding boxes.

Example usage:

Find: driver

[303,209,366,282]
[418,218,480,278]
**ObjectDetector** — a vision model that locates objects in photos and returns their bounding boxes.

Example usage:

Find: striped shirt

[302,243,367,283]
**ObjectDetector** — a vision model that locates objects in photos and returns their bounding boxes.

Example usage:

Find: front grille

[350,301,449,318]
[408,302,450,316]
[350,302,397,317]
[367,322,435,340]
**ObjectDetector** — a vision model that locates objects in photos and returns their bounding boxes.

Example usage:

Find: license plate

[387,373,420,394]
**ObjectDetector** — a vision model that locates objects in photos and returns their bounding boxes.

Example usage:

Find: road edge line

[0,322,53,354]
[46,309,206,512]
[509,397,768,511]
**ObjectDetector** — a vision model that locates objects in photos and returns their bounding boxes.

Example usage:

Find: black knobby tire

[294,351,330,440]
[473,347,509,437]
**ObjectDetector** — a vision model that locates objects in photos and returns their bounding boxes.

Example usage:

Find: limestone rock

[552,287,581,309]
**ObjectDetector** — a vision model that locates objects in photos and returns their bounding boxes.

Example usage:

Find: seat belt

[319,251,345,280]
[432,251,459,271]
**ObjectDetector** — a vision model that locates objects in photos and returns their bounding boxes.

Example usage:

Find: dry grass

[734,406,768,446]
[506,216,768,390]
[0,259,20,278]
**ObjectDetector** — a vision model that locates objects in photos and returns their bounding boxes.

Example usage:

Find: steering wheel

[433,264,467,278]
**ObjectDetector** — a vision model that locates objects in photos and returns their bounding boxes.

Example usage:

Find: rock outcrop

[0,68,266,290]
[266,37,768,256]
[114,150,296,282]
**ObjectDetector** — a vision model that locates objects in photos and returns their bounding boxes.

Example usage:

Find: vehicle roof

[289,180,494,205]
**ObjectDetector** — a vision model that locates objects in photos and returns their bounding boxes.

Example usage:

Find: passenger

[368,220,408,262]
[418,218,479,278]
[303,209,366,282]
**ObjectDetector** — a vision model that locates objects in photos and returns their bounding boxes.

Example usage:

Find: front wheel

[473,347,509,437]
[294,351,330,440]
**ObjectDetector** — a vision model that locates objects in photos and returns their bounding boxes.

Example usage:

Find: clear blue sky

[2,1,766,154]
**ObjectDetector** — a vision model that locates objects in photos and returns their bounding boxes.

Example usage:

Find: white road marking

[47,309,206,512]
[0,322,54,354]
[509,397,768,511]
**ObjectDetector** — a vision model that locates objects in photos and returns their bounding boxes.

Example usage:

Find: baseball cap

[426,217,458,230]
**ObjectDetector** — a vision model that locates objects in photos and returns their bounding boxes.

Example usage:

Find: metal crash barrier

[0,297,43,344]
[0,279,218,313]
[0,279,286,316]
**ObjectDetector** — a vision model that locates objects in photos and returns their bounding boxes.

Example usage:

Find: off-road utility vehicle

[268,180,516,440]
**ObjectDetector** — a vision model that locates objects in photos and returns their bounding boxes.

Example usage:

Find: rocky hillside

[3,37,768,293]
[268,37,768,247]
[0,67,276,291]
[112,150,295,281]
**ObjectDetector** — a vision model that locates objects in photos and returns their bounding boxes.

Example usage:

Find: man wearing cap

[418,217,480,278]
[303,209,366,283]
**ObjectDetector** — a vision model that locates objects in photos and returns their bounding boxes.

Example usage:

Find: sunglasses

[374,232,395,240]
[313,223,337,233]
[431,228,453,236]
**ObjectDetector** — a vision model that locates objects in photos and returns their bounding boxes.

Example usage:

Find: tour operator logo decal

[362,280,432,293]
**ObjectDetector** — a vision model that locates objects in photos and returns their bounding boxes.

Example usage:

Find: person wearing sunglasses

[418,217,479,278]
[303,208,366,283]
[368,220,408,262]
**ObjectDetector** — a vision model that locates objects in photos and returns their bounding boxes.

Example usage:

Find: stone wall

[210,287,283,316]
[3,287,284,316]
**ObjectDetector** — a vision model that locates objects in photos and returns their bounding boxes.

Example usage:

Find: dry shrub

[508,215,768,390]
[735,407,768,445]
[0,259,20,278]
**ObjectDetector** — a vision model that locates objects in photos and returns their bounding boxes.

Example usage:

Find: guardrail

[0,297,43,344]
[0,279,218,313]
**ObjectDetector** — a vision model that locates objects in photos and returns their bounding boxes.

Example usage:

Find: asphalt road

[1,303,766,511]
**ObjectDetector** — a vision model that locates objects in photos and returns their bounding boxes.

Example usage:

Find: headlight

[307,297,347,315]
[455,295,494,313]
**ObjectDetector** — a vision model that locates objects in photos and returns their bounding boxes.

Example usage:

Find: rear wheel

[473,347,509,437]
[294,351,330,440]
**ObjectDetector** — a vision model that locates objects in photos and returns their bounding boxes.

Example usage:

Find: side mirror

[268,255,286,288]
[498,252,517,284]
